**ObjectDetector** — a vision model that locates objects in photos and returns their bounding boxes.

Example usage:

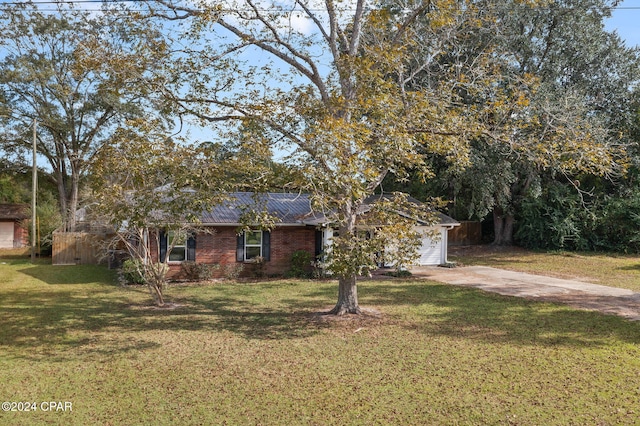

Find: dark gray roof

[199,192,318,225]
[198,192,459,227]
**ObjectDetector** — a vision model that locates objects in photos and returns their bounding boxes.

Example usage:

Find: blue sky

[605,0,640,47]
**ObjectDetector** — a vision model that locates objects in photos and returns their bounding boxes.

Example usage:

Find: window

[236,230,270,262]
[159,230,195,263]
[168,231,186,262]
[244,230,262,260]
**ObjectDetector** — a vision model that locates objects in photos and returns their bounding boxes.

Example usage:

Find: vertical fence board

[448,221,482,246]
[52,231,104,265]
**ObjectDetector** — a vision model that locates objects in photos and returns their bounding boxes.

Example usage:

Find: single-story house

[147,193,459,279]
[0,204,29,249]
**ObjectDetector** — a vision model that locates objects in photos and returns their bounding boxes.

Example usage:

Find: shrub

[121,259,145,284]
[181,261,219,281]
[249,256,266,278]
[515,183,592,251]
[385,269,412,278]
[590,193,640,253]
[286,250,313,278]
[515,183,640,254]
[223,263,244,280]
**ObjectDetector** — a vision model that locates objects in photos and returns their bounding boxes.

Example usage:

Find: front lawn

[1,257,639,425]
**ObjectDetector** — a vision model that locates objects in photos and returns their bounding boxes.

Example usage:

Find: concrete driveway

[412,265,640,321]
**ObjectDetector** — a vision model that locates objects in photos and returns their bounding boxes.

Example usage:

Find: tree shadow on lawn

[0,286,167,361]
[357,281,640,347]
[617,263,640,272]
[19,263,117,285]
[0,284,328,361]
[4,276,638,362]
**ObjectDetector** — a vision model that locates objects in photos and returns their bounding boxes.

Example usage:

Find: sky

[605,0,640,47]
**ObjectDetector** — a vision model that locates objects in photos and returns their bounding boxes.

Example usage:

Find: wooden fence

[448,221,482,246]
[52,231,105,265]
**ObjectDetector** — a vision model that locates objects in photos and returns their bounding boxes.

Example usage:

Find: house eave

[199,222,310,228]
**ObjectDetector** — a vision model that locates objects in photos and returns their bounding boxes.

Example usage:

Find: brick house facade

[143,192,458,279]
[151,225,319,279]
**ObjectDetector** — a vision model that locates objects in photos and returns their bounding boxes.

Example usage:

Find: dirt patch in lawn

[128,302,185,311]
[310,307,384,324]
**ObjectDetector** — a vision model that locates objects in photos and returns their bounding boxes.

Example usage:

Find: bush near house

[285,250,314,278]
[120,259,145,284]
[181,261,220,281]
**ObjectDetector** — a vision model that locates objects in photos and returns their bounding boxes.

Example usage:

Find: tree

[478,0,639,245]
[391,0,637,245]
[0,1,168,231]
[90,119,230,306]
[138,0,492,314]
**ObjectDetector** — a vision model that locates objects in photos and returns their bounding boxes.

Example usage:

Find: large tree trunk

[327,202,362,315]
[67,165,80,231]
[328,274,361,315]
[492,206,514,245]
[54,169,69,231]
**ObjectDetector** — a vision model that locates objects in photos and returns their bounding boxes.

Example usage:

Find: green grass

[450,246,640,292]
[1,256,639,425]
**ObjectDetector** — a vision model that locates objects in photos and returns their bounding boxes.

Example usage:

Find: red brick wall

[15,221,28,247]
[153,226,317,280]
[267,227,316,275]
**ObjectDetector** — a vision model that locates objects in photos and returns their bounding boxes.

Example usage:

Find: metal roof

[197,192,459,227]
[199,192,318,225]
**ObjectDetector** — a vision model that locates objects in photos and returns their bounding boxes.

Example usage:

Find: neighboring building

[146,193,459,279]
[0,204,29,249]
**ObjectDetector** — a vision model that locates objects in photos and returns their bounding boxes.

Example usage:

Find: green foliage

[515,184,640,254]
[286,250,313,278]
[121,259,145,285]
[515,183,589,250]
[181,261,219,282]
[0,175,30,203]
[396,0,639,247]
[385,269,412,278]
[325,234,380,279]
[90,121,234,305]
[590,193,640,253]
[0,3,168,230]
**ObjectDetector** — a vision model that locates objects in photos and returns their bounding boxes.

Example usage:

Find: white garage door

[416,227,445,266]
[0,222,14,248]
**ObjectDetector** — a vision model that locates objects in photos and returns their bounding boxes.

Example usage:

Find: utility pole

[31,119,37,263]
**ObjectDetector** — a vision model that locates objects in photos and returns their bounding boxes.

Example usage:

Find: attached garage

[318,211,460,268]
[415,224,457,266]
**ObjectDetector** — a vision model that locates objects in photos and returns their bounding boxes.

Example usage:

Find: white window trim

[244,230,263,261]
[167,231,187,263]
